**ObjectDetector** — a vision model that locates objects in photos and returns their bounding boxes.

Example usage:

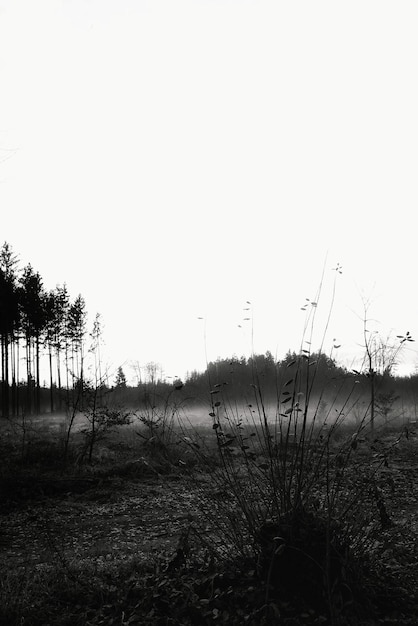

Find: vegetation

[2,399,418,625]
[0,242,87,418]
[1,242,418,624]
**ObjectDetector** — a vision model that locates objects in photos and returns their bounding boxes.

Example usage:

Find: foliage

[176,269,418,623]
[0,242,87,417]
[78,403,131,464]
[134,380,193,469]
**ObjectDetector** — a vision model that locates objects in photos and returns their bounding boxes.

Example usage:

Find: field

[1,408,418,626]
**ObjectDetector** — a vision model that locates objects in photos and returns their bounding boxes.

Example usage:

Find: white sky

[1,0,417,382]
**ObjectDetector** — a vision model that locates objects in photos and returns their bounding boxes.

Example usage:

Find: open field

[1,410,418,625]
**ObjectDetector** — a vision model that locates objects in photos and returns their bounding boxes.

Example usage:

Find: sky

[1,0,417,383]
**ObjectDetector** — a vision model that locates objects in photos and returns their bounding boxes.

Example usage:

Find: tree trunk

[56,347,62,410]
[370,370,375,433]
[35,335,40,414]
[15,337,20,416]
[1,334,10,418]
[1,336,4,417]
[49,345,54,413]
[26,339,32,415]
[10,335,15,416]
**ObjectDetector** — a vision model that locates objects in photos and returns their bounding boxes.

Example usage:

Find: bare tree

[360,300,414,431]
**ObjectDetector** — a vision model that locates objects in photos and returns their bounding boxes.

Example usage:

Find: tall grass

[180,265,409,624]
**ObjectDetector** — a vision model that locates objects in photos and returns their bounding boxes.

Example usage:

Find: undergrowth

[1,270,418,624]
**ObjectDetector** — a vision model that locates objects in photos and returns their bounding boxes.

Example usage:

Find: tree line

[0,242,87,417]
[2,240,416,423]
[182,351,351,405]
[116,349,418,420]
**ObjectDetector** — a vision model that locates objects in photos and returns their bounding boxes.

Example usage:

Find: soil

[1,474,210,571]
[1,437,418,625]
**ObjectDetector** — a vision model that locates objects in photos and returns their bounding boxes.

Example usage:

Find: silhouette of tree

[0,243,92,416]
[68,294,87,400]
[114,366,127,389]
[52,285,70,409]
[19,264,47,414]
[0,242,20,417]
[44,289,58,412]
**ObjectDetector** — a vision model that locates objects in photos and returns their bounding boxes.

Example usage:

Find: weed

[182,267,414,624]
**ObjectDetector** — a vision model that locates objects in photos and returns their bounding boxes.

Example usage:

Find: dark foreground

[1,435,418,625]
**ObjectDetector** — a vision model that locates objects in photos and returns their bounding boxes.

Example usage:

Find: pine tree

[0,243,20,417]
[114,366,127,389]
[19,265,46,414]
[52,285,70,410]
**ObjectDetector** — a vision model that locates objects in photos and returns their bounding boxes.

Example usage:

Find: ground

[2,475,204,571]
[1,430,418,625]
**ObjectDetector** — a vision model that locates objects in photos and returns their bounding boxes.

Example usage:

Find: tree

[78,314,130,463]
[114,366,127,389]
[43,290,57,413]
[50,285,70,410]
[145,361,161,385]
[0,243,90,416]
[0,242,20,417]
[89,313,104,388]
[19,264,47,414]
[360,300,414,431]
[67,294,87,403]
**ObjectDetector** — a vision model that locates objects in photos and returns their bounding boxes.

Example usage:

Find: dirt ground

[1,475,211,572]
[2,435,418,625]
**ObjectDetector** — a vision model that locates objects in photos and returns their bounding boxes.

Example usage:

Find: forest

[2,240,418,425]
